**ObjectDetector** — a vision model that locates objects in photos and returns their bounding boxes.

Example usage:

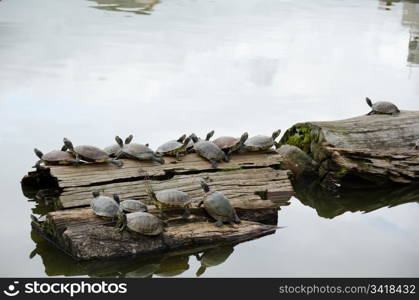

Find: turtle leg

[210,159,218,169]
[108,158,123,167]
[33,160,42,168]
[182,206,191,218]
[367,111,375,115]
[197,200,204,207]
[214,220,223,227]
[233,211,241,224]
[175,151,181,161]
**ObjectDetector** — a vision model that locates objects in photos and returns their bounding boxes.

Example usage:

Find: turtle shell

[91,196,120,217]
[156,141,183,155]
[42,150,75,163]
[123,143,153,156]
[126,211,164,236]
[74,145,109,162]
[213,136,239,150]
[372,101,400,114]
[104,144,121,157]
[155,189,191,207]
[244,135,274,151]
[193,141,226,161]
[203,191,235,223]
[120,200,148,213]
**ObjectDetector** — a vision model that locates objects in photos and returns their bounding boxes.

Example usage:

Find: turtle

[116,211,165,236]
[156,136,191,160]
[366,97,400,116]
[104,134,133,157]
[186,130,215,152]
[33,147,79,167]
[195,246,234,277]
[113,194,148,213]
[244,129,281,152]
[114,136,164,164]
[145,183,192,218]
[213,132,249,155]
[63,138,123,167]
[91,190,121,218]
[197,181,240,227]
[191,134,228,168]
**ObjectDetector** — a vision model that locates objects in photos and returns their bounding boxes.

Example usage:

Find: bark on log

[280,111,419,188]
[32,208,278,261]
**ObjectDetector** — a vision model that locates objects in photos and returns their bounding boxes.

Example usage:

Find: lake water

[0,0,418,277]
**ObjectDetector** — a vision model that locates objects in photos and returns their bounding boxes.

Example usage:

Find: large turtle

[191,134,228,168]
[156,136,191,160]
[186,130,215,153]
[91,191,120,218]
[113,194,148,213]
[33,147,78,167]
[145,182,192,218]
[195,246,234,277]
[366,97,400,115]
[104,134,133,157]
[244,129,281,151]
[115,136,164,164]
[213,132,248,155]
[63,138,123,167]
[116,211,165,236]
[198,181,240,227]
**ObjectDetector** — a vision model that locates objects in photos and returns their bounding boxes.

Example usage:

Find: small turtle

[191,134,228,168]
[156,136,191,160]
[146,184,192,218]
[115,136,164,164]
[195,246,234,277]
[213,132,249,155]
[116,211,165,236]
[244,129,281,151]
[63,138,123,167]
[366,97,400,116]
[198,181,240,227]
[91,191,120,218]
[33,147,78,167]
[113,194,148,213]
[104,134,133,157]
[186,130,215,152]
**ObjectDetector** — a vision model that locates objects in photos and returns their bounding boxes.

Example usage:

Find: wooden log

[280,111,419,188]
[33,208,278,261]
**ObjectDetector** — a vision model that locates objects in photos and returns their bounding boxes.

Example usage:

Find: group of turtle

[33,129,282,169]
[91,180,240,236]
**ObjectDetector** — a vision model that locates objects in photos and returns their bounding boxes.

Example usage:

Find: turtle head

[60,144,68,151]
[239,132,249,144]
[200,180,210,193]
[182,137,191,148]
[115,210,127,231]
[366,97,373,107]
[115,136,124,148]
[125,135,133,145]
[177,134,187,143]
[34,148,43,159]
[190,133,199,143]
[205,130,215,141]
[272,129,281,141]
[113,193,121,204]
[63,138,74,151]
[92,190,100,198]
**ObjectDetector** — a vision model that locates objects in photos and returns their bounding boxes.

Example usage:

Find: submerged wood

[280,111,419,188]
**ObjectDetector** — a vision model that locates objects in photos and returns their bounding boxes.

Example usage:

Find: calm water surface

[0,0,418,277]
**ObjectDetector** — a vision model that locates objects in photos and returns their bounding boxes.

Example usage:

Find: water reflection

[402,2,419,65]
[295,183,419,219]
[87,0,160,15]
[30,229,238,277]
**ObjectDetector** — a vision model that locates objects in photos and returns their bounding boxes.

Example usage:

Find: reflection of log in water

[295,182,419,219]
[30,230,237,277]
[86,0,160,15]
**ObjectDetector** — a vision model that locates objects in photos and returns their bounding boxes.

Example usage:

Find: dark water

[0,0,419,277]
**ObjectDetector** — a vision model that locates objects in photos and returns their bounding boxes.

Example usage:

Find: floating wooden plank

[280,111,419,188]
[33,208,278,261]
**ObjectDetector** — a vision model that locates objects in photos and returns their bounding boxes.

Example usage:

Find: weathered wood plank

[36,208,278,261]
[280,111,419,188]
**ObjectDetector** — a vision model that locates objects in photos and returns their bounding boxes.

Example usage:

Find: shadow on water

[294,182,419,219]
[86,0,160,15]
[30,229,235,277]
